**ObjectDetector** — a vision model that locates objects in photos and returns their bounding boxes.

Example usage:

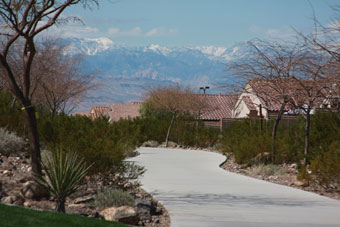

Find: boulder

[1,196,15,204]
[100,206,137,222]
[20,181,49,199]
[12,195,25,205]
[73,195,94,204]
[136,199,160,221]
[294,180,309,187]
[1,195,23,205]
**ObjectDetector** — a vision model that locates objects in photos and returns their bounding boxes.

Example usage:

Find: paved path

[130,147,340,227]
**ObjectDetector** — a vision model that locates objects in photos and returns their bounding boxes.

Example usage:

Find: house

[232,78,340,123]
[107,102,142,122]
[232,80,296,119]
[198,94,238,130]
[90,106,109,119]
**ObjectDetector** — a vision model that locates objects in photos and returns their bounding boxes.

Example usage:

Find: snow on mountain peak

[86,37,114,49]
[194,46,228,57]
[145,44,172,56]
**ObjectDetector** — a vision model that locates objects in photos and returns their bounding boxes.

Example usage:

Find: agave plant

[35,149,92,212]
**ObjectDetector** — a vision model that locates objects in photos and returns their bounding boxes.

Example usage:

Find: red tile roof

[107,102,142,122]
[199,94,238,120]
[90,106,109,119]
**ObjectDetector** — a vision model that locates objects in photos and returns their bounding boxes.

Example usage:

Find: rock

[294,180,309,187]
[0,180,2,192]
[100,206,137,222]
[1,196,15,204]
[24,201,32,207]
[13,195,25,205]
[240,163,250,169]
[73,195,94,204]
[136,199,159,221]
[20,181,49,199]
[118,215,139,225]
[289,163,297,169]
[68,203,87,209]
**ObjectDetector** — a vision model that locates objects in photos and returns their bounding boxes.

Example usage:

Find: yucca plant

[35,149,92,212]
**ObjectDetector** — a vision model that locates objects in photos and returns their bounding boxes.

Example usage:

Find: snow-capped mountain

[68,38,248,111]
[64,37,115,55]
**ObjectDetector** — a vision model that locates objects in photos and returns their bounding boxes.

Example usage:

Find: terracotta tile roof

[90,106,109,119]
[199,94,238,120]
[107,102,142,122]
[242,96,256,111]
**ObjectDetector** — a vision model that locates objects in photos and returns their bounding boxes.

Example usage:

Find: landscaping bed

[0,152,170,227]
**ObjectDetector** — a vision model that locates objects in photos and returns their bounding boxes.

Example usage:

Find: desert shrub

[111,161,146,190]
[0,128,26,156]
[93,188,135,209]
[0,90,25,135]
[35,149,92,212]
[297,164,311,184]
[309,112,340,160]
[220,119,273,164]
[39,114,126,174]
[310,141,340,186]
[246,163,287,177]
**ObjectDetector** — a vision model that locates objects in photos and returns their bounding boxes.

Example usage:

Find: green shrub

[0,128,25,156]
[310,141,340,186]
[296,164,311,183]
[0,90,25,135]
[35,149,92,212]
[39,114,126,174]
[111,162,146,190]
[93,188,135,209]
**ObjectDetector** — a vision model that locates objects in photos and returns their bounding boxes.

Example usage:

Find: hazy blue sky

[55,0,339,47]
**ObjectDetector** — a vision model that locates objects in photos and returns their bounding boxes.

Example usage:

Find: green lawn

[0,203,129,227]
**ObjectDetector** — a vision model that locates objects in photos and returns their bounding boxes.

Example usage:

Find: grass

[0,203,129,227]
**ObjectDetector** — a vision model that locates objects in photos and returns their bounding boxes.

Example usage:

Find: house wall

[232,84,269,119]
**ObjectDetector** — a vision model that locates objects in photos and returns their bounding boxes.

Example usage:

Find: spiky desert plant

[35,149,92,212]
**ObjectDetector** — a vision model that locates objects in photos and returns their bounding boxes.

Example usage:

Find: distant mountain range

[64,37,249,111]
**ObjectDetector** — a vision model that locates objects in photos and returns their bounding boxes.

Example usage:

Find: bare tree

[33,39,94,115]
[1,38,94,115]
[0,0,98,176]
[145,85,206,147]
[226,40,304,162]
[288,50,333,164]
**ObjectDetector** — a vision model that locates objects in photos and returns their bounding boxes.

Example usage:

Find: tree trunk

[23,105,42,176]
[56,199,65,213]
[259,104,263,132]
[165,114,176,148]
[304,109,311,165]
[271,101,287,163]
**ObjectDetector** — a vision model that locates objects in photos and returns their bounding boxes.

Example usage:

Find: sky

[54,0,340,48]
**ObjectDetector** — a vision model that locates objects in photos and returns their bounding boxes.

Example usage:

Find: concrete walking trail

[130,147,340,227]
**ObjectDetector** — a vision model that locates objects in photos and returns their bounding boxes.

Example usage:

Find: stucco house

[232,80,286,119]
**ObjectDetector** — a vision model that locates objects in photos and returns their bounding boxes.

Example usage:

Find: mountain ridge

[67,37,248,112]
